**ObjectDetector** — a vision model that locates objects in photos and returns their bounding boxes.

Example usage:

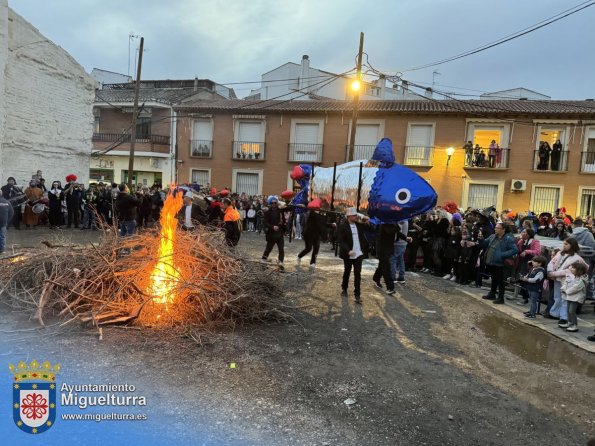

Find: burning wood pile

[0,191,286,330]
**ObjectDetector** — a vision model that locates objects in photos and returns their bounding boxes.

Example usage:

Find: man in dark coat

[297,202,332,269]
[115,184,140,236]
[63,176,83,228]
[262,196,287,267]
[1,177,23,229]
[0,196,15,253]
[372,223,410,294]
[338,207,370,304]
[176,192,207,230]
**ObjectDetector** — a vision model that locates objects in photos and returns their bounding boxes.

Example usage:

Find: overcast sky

[9,0,595,99]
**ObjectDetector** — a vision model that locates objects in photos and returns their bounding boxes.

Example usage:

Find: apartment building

[174,98,595,217]
[91,78,236,187]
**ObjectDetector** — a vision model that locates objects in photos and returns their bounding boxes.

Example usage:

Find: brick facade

[175,100,595,217]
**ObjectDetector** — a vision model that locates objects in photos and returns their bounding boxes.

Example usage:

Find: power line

[385,0,595,73]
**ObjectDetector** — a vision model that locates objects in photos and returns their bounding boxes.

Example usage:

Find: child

[520,255,547,318]
[247,206,256,232]
[560,261,588,332]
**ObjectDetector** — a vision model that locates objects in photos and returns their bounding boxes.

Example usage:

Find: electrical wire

[394,0,595,72]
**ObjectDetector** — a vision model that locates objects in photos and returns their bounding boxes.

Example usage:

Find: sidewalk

[450,279,595,354]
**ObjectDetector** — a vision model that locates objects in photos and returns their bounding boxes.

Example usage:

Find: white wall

[0,2,95,188]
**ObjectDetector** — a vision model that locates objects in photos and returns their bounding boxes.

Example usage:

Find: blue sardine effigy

[290,138,437,224]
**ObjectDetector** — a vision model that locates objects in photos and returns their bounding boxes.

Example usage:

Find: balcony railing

[581,151,595,173]
[288,143,324,163]
[92,132,170,145]
[190,140,213,158]
[232,141,265,160]
[533,150,569,172]
[403,146,434,166]
[464,148,510,169]
[344,144,376,161]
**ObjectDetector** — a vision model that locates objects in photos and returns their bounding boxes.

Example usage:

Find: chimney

[378,74,386,99]
[425,87,433,99]
[299,55,310,91]
[194,77,198,92]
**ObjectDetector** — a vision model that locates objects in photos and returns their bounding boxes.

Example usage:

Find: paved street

[0,229,593,445]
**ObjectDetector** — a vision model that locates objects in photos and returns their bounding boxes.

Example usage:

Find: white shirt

[184,205,194,228]
[350,223,363,259]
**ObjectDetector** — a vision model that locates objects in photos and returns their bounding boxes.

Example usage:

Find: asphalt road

[0,229,593,445]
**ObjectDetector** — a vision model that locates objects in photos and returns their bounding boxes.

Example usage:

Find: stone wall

[0,1,95,188]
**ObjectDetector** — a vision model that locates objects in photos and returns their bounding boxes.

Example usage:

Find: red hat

[65,174,77,182]
[280,190,294,199]
[290,165,305,180]
[220,189,229,197]
[307,198,322,210]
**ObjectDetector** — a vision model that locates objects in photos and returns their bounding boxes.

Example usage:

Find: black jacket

[338,220,370,260]
[263,207,286,239]
[375,224,407,257]
[0,197,14,227]
[115,193,140,221]
[302,211,327,240]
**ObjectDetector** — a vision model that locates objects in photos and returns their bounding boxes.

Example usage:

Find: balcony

[190,140,213,158]
[533,150,569,172]
[403,146,434,166]
[92,132,170,145]
[288,143,324,163]
[344,145,376,161]
[232,141,265,160]
[464,148,510,169]
[581,151,595,173]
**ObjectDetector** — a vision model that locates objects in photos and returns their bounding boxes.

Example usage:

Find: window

[467,123,511,168]
[351,122,383,160]
[473,126,503,148]
[233,170,261,196]
[582,128,595,173]
[234,121,265,159]
[94,116,100,133]
[467,184,498,209]
[578,188,595,217]
[136,117,151,140]
[191,120,213,158]
[405,123,434,165]
[534,126,568,171]
[531,185,562,215]
[289,120,324,162]
[190,169,210,187]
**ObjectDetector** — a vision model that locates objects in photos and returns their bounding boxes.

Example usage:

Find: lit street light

[446,147,455,166]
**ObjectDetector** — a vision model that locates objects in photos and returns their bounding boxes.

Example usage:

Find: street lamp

[446,147,455,166]
[351,79,361,92]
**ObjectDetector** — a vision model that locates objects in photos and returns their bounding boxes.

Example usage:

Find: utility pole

[347,32,364,162]
[127,37,144,190]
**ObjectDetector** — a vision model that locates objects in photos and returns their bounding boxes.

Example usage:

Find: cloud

[8,0,595,98]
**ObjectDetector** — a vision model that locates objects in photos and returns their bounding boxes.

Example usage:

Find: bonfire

[0,189,287,331]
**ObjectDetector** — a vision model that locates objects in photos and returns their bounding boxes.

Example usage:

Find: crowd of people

[2,172,595,339]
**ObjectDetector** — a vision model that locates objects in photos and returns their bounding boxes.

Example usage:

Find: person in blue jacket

[0,196,15,254]
[468,222,518,304]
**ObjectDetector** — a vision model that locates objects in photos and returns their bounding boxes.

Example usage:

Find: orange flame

[149,189,183,304]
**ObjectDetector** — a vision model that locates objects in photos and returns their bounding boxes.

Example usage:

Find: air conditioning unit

[511,179,527,192]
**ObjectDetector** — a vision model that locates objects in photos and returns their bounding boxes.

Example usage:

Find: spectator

[1,177,23,230]
[551,139,562,171]
[546,238,587,325]
[115,183,140,236]
[443,224,462,281]
[0,196,14,254]
[488,140,499,168]
[48,181,64,229]
[516,228,542,304]
[478,222,518,304]
[464,141,473,166]
[561,261,588,332]
[546,220,569,240]
[23,179,43,228]
[520,255,547,319]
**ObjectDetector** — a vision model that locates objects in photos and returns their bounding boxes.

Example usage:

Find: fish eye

[395,188,411,204]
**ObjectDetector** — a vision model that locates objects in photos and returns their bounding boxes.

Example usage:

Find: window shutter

[294,123,319,144]
[532,186,560,215]
[238,122,262,142]
[235,172,260,196]
[467,184,498,209]
[408,125,432,147]
[192,121,211,140]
